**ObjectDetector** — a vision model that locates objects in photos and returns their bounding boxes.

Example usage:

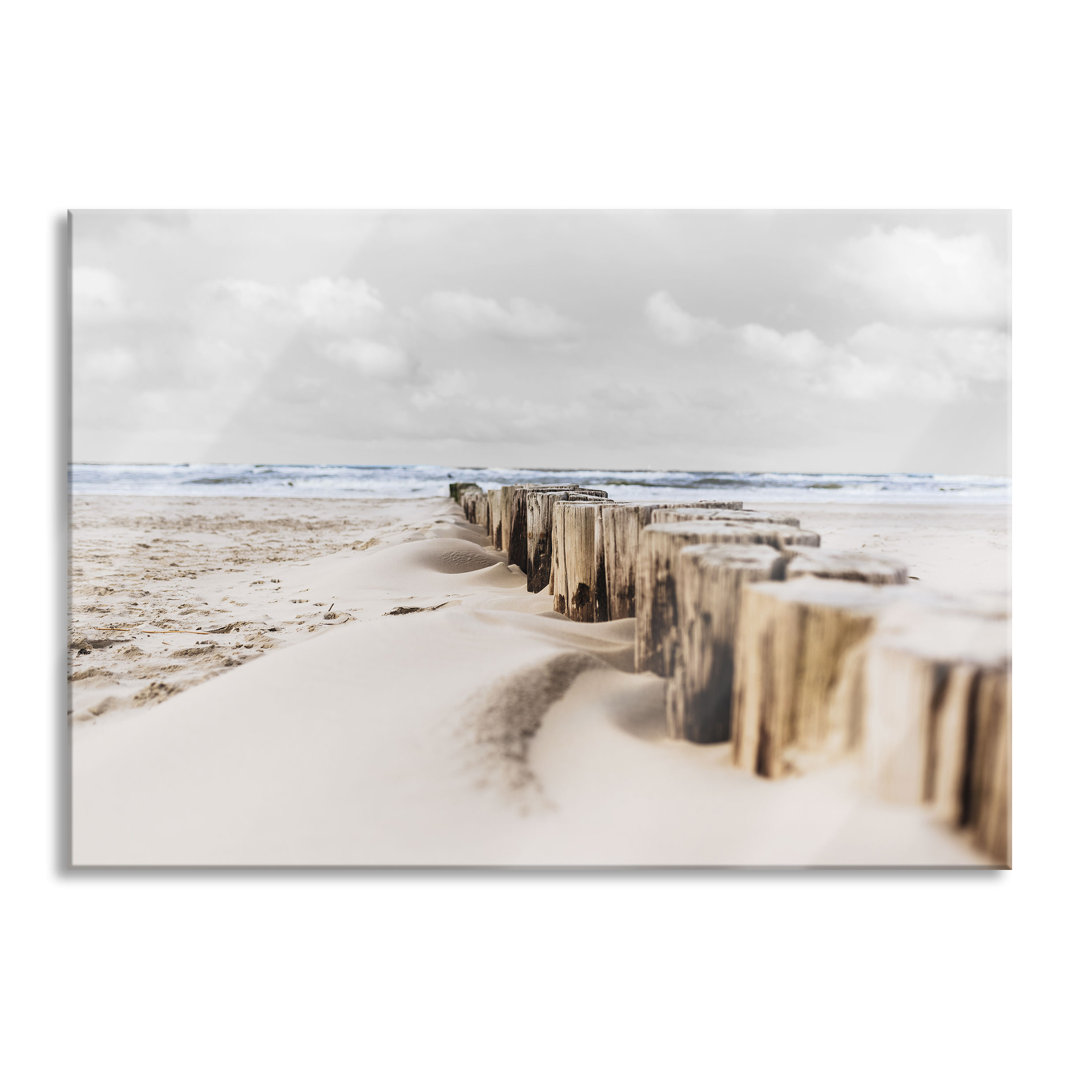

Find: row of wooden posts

[450,481,1011,864]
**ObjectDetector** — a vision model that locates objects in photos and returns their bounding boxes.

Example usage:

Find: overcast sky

[72,210,1010,474]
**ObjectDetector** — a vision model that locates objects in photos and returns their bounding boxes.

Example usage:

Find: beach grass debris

[383,603,449,616]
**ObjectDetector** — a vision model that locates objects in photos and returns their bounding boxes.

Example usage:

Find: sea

[70,464,1011,505]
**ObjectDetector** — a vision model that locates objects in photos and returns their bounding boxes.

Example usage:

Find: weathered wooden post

[506,485,587,572]
[486,490,500,546]
[669,547,908,745]
[599,501,744,620]
[861,605,1011,864]
[783,548,908,585]
[635,519,821,677]
[449,481,482,504]
[666,544,788,743]
[649,507,804,528]
[468,489,491,535]
[550,498,614,620]
[497,486,517,554]
[730,577,907,778]
[525,488,608,592]
[460,489,482,525]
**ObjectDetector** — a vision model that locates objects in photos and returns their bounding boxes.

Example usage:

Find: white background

[2,2,1075,1077]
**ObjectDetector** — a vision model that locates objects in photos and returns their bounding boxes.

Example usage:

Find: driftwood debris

[598,502,743,620]
[635,520,821,676]
[731,578,903,778]
[861,606,1011,864]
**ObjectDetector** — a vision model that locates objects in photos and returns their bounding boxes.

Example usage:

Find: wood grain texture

[599,501,744,620]
[784,548,907,584]
[731,579,902,777]
[635,520,821,676]
[666,544,787,743]
[650,507,803,528]
[526,489,608,593]
[861,606,1011,864]
[550,498,614,620]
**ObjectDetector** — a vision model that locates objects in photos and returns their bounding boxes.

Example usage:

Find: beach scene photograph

[69,209,1011,867]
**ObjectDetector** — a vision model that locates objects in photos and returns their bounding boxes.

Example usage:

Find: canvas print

[69,210,1010,867]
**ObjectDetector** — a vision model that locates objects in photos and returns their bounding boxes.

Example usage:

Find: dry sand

[70,495,1009,866]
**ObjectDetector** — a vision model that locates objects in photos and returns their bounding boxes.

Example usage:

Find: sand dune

[71,496,1003,866]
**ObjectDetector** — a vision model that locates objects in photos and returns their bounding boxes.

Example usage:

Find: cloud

[646,291,1009,401]
[202,276,385,333]
[738,324,834,367]
[835,324,1010,399]
[78,346,137,381]
[204,278,293,318]
[295,277,385,332]
[418,290,578,344]
[73,266,126,321]
[746,322,1011,401]
[183,338,271,386]
[644,290,722,346]
[323,338,417,381]
[832,226,1009,326]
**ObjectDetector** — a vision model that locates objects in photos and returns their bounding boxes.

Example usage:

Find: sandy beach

[70,493,1008,866]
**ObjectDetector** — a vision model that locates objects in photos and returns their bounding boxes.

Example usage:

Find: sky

[71,210,1010,474]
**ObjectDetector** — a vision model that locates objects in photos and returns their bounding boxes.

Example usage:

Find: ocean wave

[69,463,1011,504]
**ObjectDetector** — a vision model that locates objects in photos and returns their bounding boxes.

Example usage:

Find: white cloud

[323,338,416,381]
[183,338,271,388]
[204,279,294,318]
[410,369,468,411]
[644,290,722,346]
[295,277,385,332]
[738,324,833,367]
[79,346,137,381]
[833,226,1009,326]
[746,321,1011,401]
[838,324,1010,399]
[203,276,385,332]
[648,290,1009,401]
[419,290,578,344]
[73,266,126,321]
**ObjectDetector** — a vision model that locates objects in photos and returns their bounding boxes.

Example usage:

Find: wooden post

[497,486,516,554]
[635,520,821,676]
[669,547,910,745]
[731,578,903,778]
[505,485,605,576]
[526,489,608,593]
[784,548,908,584]
[466,489,490,535]
[599,502,744,620]
[460,489,481,525]
[667,544,787,743]
[650,507,804,528]
[861,606,1011,864]
[486,490,499,546]
[550,498,613,619]
[506,485,577,571]
[449,481,482,504]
